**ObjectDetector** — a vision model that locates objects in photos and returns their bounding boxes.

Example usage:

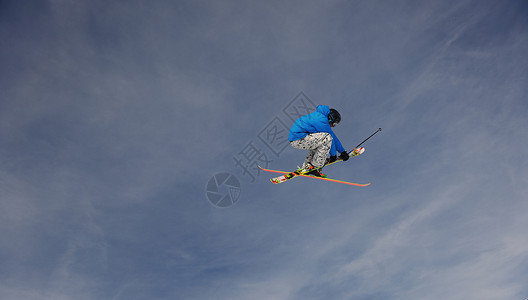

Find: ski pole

[350,128,382,153]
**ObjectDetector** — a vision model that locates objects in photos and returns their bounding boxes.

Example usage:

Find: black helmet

[328,108,341,127]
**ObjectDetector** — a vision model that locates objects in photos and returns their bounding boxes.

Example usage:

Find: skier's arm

[317,121,345,156]
[332,133,345,153]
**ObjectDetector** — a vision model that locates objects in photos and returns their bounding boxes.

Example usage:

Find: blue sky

[1,0,527,299]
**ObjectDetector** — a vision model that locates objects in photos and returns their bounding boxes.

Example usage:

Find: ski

[258,165,370,187]
[264,146,365,184]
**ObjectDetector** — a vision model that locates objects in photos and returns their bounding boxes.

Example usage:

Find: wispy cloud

[1,0,527,299]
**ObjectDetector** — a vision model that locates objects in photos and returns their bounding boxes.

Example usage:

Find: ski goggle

[329,114,339,128]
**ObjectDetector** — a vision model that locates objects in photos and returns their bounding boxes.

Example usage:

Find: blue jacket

[289,105,345,156]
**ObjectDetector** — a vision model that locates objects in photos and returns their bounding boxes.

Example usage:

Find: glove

[328,155,337,164]
[339,151,349,161]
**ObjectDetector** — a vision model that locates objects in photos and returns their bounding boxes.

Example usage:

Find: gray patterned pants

[290,132,332,168]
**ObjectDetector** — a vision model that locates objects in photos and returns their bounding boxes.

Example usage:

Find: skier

[289,105,349,177]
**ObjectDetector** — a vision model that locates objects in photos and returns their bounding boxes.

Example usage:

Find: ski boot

[300,163,327,178]
[299,163,315,174]
[306,168,327,178]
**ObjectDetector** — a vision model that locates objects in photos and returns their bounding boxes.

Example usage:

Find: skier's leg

[310,133,332,167]
[302,150,316,169]
[290,132,332,168]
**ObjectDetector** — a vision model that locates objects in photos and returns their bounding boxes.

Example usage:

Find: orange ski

[258,165,371,187]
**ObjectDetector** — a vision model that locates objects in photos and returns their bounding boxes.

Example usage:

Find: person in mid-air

[288,105,349,177]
